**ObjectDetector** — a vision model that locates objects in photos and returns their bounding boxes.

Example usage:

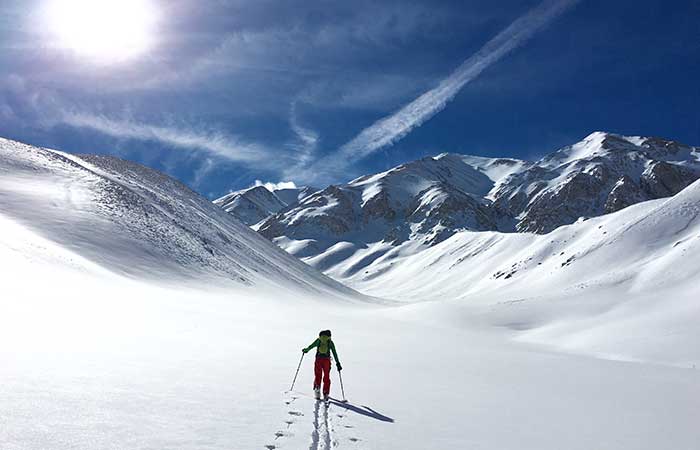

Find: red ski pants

[313,357,331,395]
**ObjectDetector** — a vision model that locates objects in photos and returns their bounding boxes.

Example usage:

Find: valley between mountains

[1,135,698,450]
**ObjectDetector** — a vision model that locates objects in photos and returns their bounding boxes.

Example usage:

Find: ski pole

[338,370,347,402]
[290,352,305,391]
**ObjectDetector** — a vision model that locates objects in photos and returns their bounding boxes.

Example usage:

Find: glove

[302,348,308,354]
[336,363,342,371]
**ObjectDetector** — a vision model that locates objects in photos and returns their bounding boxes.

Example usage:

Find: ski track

[266,392,359,449]
[309,398,334,450]
[310,400,322,450]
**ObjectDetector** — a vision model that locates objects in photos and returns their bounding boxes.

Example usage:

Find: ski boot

[313,387,321,400]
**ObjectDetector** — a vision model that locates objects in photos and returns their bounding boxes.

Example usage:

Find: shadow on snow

[329,398,395,423]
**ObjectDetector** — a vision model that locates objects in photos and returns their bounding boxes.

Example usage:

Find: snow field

[2,136,699,449]
[1,254,699,450]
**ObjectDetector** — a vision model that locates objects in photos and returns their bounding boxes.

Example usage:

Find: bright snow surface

[1,138,699,449]
[0,138,356,299]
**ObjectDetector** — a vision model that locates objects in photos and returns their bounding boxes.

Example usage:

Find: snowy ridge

[214,185,287,226]
[254,132,700,280]
[214,184,317,226]
[504,131,700,232]
[0,137,358,298]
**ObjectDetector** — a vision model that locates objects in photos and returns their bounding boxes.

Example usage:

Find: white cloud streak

[288,100,319,166]
[337,0,580,161]
[191,158,216,189]
[61,113,271,163]
[280,99,322,181]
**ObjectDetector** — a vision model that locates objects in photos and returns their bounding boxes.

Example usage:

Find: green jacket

[304,337,340,364]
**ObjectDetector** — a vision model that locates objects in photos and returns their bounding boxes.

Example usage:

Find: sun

[43,0,158,63]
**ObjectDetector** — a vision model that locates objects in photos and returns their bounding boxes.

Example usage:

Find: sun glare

[43,0,157,63]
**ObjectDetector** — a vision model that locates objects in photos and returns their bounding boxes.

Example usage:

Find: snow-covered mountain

[214,184,317,226]
[3,135,699,450]
[0,137,356,298]
[351,176,700,365]
[500,132,700,232]
[254,132,699,277]
[344,177,700,300]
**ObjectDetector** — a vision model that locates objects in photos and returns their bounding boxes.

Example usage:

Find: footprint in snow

[274,431,292,439]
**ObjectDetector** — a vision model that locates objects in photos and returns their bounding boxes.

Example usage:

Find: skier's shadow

[329,398,395,423]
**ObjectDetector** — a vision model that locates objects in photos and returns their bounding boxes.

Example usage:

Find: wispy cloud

[277,99,325,182]
[335,0,580,162]
[287,100,319,166]
[61,112,271,163]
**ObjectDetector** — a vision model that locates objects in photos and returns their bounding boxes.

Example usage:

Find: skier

[302,329,342,401]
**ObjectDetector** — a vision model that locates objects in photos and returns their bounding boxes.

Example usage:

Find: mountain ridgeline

[214,185,318,227]
[216,132,699,267]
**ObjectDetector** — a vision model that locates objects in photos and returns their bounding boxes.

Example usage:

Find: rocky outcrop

[517,170,609,233]
[640,161,698,199]
[604,175,645,213]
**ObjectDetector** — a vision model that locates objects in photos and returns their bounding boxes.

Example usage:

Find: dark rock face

[640,161,698,199]
[362,187,396,223]
[604,175,645,213]
[517,170,609,233]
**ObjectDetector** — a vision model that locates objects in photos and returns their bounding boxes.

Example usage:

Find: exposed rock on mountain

[604,175,645,213]
[218,132,699,279]
[258,152,518,250]
[214,185,317,226]
[640,160,698,199]
[511,132,700,232]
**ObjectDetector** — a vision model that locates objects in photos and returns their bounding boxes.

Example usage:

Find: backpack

[318,337,331,355]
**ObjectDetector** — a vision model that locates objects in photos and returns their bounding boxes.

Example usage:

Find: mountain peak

[215,184,318,226]
[246,133,700,278]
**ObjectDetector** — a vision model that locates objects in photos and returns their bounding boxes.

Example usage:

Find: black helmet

[319,329,332,337]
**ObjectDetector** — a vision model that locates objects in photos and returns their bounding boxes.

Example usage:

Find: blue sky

[1,0,699,198]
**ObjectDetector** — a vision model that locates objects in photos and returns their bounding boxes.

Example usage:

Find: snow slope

[0,137,357,298]
[341,178,700,302]
[1,224,698,450]
[331,179,700,365]
[1,136,698,449]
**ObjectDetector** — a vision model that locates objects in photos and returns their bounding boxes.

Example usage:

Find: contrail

[337,0,580,161]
